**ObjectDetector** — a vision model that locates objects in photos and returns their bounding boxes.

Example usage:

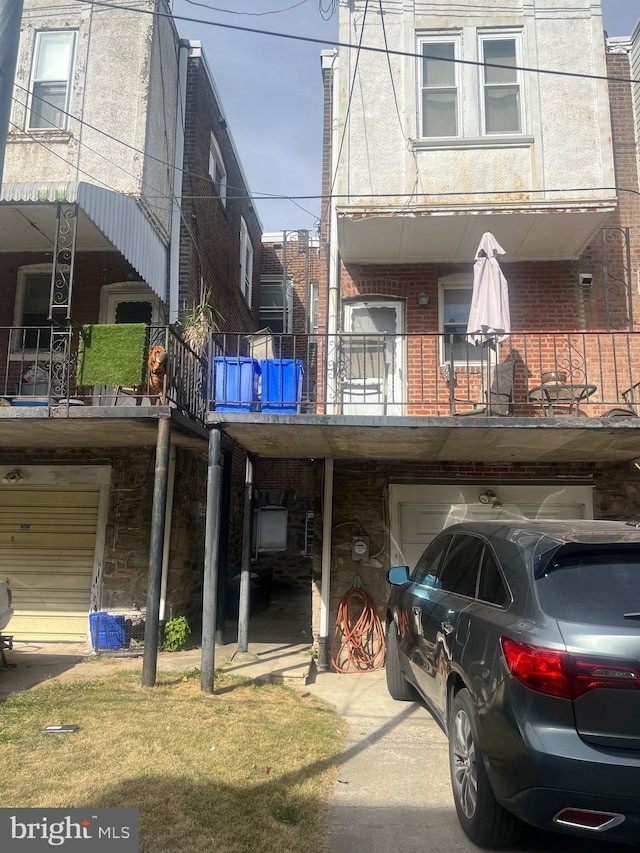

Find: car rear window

[536,546,640,627]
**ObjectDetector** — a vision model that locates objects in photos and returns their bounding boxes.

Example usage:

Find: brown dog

[134,345,168,405]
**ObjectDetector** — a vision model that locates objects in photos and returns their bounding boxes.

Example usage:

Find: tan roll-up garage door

[0,485,100,642]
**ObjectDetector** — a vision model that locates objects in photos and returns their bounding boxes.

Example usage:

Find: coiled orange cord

[330,586,386,673]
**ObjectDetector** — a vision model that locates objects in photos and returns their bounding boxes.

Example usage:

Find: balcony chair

[457,358,516,417]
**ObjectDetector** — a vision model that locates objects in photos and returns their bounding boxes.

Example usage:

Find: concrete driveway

[307,669,628,853]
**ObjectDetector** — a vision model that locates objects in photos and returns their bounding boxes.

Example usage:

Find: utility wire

[76,0,640,86]
[183,0,310,14]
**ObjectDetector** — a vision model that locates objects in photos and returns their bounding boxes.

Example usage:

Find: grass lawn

[0,669,344,853]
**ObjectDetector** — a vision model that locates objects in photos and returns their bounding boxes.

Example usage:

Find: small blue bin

[89,612,126,650]
[213,357,260,411]
[260,359,304,413]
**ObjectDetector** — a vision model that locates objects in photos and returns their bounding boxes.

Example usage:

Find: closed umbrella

[466,232,511,413]
[467,232,510,344]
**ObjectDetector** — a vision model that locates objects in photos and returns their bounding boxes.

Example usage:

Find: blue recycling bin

[260,359,304,413]
[213,357,260,411]
[89,612,126,651]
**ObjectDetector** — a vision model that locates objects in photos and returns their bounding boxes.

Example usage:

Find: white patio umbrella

[466,232,511,412]
[467,232,511,345]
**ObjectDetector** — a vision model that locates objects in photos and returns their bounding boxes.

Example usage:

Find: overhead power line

[76,0,640,86]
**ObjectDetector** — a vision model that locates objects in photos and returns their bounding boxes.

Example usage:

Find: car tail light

[553,808,625,832]
[501,637,571,698]
[501,637,640,700]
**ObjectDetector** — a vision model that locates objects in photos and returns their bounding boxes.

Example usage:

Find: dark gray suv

[385,519,640,847]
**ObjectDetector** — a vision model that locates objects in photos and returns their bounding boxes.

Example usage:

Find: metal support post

[201,428,222,693]
[237,454,254,654]
[142,416,171,687]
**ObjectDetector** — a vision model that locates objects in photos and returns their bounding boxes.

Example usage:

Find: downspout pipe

[159,444,176,621]
[0,1,22,184]
[318,457,334,670]
[169,39,189,324]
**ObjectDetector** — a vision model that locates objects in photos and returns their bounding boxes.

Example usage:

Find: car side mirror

[386,565,411,585]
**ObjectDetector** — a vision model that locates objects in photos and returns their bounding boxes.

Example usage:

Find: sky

[170,0,640,236]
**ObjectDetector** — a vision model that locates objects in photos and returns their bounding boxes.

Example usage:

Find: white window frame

[27,30,76,131]
[239,216,253,305]
[308,280,319,332]
[259,276,293,334]
[479,32,523,136]
[438,274,481,365]
[418,35,461,139]
[208,133,227,206]
[12,264,53,356]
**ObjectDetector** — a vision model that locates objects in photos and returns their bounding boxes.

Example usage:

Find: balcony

[0,325,208,449]
[207,331,640,463]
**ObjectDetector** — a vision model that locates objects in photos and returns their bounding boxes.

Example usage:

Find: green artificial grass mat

[77,324,147,386]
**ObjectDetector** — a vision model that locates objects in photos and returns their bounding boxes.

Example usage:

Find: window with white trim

[13,268,52,351]
[208,133,227,206]
[417,30,524,140]
[28,31,76,130]
[481,37,521,134]
[420,39,460,138]
[308,280,319,331]
[239,216,253,304]
[259,277,293,334]
[439,276,479,364]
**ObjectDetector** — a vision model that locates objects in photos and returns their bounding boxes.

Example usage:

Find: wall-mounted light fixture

[579,273,593,287]
[479,489,501,507]
[2,469,22,484]
[417,291,430,306]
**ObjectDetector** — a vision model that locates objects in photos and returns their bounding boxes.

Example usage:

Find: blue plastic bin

[89,612,126,650]
[213,357,260,411]
[260,359,304,413]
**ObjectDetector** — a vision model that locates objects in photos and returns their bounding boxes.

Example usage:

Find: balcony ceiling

[0,182,167,299]
[336,205,616,263]
[207,413,640,464]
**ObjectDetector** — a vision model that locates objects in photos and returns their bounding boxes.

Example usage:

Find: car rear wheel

[449,688,522,847]
[385,621,416,701]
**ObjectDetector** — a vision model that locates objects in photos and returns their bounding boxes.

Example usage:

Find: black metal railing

[0,325,207,423]
[207,330,640,419]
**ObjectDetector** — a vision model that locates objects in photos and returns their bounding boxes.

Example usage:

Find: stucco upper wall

[5,0,178,240]
[335,0,615,209]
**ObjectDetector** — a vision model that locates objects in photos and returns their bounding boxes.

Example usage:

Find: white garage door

[389,484,594,569]
[0,485,100,642]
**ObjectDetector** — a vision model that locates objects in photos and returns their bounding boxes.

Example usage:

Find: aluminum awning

[0,181,167,299]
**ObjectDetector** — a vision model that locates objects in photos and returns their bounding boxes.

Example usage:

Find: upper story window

[239,216,253,304]
[208,133,227,206]
[13,268,52,351]
[259,277,293,334]
[481,37,521,134]
[420,39,459,138]
[417,29,524,141]
[28,31,76,130]
[439,275,479,364]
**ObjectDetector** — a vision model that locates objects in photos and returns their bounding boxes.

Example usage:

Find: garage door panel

[0,483,101,642]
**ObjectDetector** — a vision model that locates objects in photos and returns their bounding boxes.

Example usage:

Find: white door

[389,484,594,569]
[342,299,404,416]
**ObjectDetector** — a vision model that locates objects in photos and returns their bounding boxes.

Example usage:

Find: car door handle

[441,621,454,635]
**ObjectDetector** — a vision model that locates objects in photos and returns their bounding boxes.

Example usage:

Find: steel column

[142,415,172,687]
[237,454,255,653]
[200,428,222,693]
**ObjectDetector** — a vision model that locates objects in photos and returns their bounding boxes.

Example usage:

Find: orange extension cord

[330,586,386,673]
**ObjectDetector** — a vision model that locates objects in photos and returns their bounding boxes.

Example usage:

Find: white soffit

[337,207,617,263]
[0,182,167,299]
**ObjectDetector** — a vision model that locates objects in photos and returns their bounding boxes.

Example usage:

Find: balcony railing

[0,325,207,423]
[208,331,640,419]
[5,327,640,423]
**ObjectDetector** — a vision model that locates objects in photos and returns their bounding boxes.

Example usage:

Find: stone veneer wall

[0,446,207,626]
[311,459,640,650]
